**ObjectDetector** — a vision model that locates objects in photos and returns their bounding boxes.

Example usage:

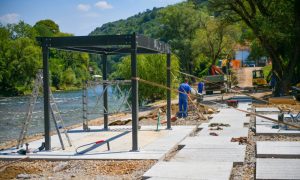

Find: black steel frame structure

[37,33,172,151]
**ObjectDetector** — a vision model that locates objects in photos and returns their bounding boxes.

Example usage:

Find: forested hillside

[90,7,161,38]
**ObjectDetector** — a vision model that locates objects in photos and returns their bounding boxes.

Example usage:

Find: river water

[0,85,131,144]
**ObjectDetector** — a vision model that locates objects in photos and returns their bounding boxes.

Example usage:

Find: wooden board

[269,96,296,105]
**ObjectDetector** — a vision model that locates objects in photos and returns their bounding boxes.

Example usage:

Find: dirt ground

[234,67,262,88]
[0,160,156,180]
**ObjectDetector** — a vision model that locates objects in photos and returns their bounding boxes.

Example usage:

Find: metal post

[103,54,108,130]
[42,45,51,150]
[131,33,139,151]
[167,53,172,129]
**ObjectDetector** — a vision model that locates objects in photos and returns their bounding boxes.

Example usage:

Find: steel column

[167,53,172,129]
[131,33,139,151]
[103,54,108,130]
[42,46,51,150]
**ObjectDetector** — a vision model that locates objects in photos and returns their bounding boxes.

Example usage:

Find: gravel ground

[0,160,156,180]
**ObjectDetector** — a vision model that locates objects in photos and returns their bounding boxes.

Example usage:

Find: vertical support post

[82,80,89,131]
[103,54,108,130]
[131,33,139,151]
[42,45,51,150]
[167,53,172,129]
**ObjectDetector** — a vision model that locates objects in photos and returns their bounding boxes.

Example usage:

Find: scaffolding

[37,33,172,151]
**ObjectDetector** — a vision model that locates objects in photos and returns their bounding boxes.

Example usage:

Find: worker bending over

[178,78,191,118]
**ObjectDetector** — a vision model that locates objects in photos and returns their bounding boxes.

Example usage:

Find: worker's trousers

[178,98,188,118]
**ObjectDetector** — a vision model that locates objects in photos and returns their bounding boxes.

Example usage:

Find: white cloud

[0,13,20,24]
[77,4,91,12]
[95,1,113,9]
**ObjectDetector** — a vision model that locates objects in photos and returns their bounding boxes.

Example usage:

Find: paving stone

[256,158,300,179]
[143,161,233,180]
[197,128,248,137]
[255,107,280,113]
[172,145,246,163]
[256,125,300,135]
[179,136,238,146]
[255,114,278,125]
[257,141,300,158]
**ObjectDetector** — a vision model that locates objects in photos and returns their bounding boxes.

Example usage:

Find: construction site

[0,34,300,180]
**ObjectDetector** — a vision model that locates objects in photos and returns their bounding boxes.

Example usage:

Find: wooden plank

[269,96,296,105]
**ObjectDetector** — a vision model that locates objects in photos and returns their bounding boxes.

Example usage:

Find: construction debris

[108,119,131,126]
[231,137,248,145]
[209,127,223,130]
[209,132,219,136]
[209,123,231,127]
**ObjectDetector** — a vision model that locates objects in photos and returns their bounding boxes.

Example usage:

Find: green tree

[209,0,300,95]
[112,54,180,102]
[158,2,201,75]
[34,19,60,36]
[192,10,241,65]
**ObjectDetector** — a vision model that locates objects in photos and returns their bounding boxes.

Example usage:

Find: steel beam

[36,35,132,48]
[131,33,139,151]
[59,47,160,55]
[103,54,108,130]
[167,53,172,129]
[42,46,51,150]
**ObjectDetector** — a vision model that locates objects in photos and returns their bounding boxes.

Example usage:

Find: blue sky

[0,0,184,35]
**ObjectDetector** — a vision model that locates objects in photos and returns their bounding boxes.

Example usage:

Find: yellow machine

[252,70,268,89]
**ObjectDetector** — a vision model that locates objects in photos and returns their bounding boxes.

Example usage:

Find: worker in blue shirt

[198,81,205,94]
[178,78,191,118]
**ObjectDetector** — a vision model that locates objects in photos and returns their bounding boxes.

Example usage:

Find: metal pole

[166,53,172,129]
[131,33,139,151]
[42,45,51,150]
[103,54,108,130]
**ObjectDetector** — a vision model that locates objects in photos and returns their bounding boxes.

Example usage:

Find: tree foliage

[111,54,180,102]
[90,7,162,38]
[209,0,300,95]
[0,20,100,96]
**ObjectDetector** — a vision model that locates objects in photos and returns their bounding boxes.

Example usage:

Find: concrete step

[256,158,300,180]
[143,161,233,180]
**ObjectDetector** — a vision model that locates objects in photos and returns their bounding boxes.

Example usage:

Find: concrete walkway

[143,102,251,179]
[255,107,300,179]
[0,126,195,160]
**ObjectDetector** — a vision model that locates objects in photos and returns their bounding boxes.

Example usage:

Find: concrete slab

[172,145,246,163]
[256,158,300,180]
[237,102,252,111]
[197,128,248,137]
[0,125,195,160]
[257,141,300,158]
[209,118,245,128]
[255,107,280,113]
[143,161,233,180]
[179,136,239,146]
[256,125,300,135]
[255,115,278,129]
